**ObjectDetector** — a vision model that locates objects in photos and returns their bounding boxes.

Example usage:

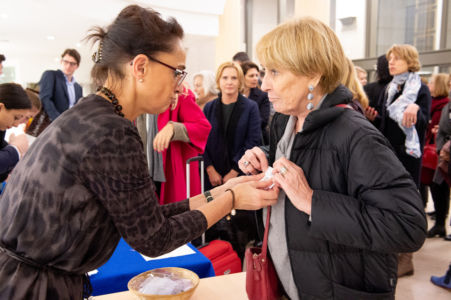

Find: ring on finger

[280,166,288,176]
[243,160,249,167]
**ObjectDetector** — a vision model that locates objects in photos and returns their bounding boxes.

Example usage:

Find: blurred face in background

[0,63,3,75]
[356,71,367,86]
[244,68,259,89]
[219,67,240,96]
[388,53,409,76]
[17,107,40,125]
[61,54,79,78]
[193,75,205,99]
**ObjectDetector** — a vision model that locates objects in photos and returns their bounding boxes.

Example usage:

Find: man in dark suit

[39,49,83,121]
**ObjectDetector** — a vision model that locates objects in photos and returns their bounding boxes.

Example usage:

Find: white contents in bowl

[139,273,193,295]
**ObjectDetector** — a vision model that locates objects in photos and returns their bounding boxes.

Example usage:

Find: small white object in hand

[139,274,193,295]
[260,167,275,189]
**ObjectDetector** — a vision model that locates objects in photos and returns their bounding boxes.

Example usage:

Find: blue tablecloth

[90,239,215,296]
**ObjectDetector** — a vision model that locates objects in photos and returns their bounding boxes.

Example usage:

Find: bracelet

[204,190,214,203]
[225,189,236,217]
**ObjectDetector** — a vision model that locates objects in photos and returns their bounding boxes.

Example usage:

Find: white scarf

[386,72,422,158]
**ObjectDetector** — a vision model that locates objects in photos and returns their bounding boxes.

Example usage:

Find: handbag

[245,206,281,300]
[421,143,438,185]
[422,144,438,170]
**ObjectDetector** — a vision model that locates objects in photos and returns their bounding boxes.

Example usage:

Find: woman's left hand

[272,157,313,215]
[402,103,420,128]
[153,123,174,152]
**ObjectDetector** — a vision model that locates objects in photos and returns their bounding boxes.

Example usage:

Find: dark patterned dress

[0,94,207,299]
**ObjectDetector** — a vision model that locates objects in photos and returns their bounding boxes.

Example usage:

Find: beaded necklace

[97,86,125,117]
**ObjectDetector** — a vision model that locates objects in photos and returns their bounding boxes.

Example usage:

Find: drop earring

[306,84,314,110]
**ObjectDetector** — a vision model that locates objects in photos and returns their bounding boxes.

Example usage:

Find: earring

[306,84,314,110]
[138,78,144,83]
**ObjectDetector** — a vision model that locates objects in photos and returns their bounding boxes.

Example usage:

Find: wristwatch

[204,190,214,203]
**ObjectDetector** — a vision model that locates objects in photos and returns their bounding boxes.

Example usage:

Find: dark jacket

[203,93,261,188]
[248,87,270,140]
[264,85,426,299]
[0,131,19,182]
[376,83,431,187]
[39,70,83,121]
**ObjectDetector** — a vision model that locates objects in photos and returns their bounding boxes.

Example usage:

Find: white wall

[249,0,279,62]
[335,0,367,59]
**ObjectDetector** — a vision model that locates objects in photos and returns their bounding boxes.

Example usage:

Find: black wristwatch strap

[204,190,214,203]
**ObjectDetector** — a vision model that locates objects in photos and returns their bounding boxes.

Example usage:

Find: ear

[309,74,322,88]
[131,54,149,80]
[0,103,5,112]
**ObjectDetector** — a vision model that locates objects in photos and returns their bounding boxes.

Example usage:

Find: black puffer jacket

[266,85,426,299]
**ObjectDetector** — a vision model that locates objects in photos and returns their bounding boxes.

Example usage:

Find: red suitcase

[198,240,242,276]
[186,156,242,276]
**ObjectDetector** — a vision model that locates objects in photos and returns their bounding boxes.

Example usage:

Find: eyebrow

[177,65,186,70]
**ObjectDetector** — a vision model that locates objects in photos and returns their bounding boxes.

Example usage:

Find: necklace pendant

[306,102,314,110]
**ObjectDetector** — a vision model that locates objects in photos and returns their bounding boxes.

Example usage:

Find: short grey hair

[193,70,218,96]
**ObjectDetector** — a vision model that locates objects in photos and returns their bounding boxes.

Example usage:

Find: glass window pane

[377,0,439,56]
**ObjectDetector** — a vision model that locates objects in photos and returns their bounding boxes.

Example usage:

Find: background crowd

[0,5,450,298]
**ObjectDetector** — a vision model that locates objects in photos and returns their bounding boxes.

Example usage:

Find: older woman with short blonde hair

[239,17,426,299]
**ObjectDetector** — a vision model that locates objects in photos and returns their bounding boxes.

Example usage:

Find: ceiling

[0,0,225,86]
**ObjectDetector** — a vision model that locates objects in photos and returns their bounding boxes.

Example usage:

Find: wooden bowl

[128,267,200,300]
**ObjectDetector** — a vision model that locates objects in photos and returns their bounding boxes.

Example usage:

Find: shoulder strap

[261,206,271,259]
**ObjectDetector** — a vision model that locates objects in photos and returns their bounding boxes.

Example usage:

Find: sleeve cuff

[10,145,21,159]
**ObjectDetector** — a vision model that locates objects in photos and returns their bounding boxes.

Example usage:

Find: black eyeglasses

[145,55,187,86]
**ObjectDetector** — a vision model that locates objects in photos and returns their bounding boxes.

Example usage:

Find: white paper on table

[88,269,98,276]
[139,244,195,261]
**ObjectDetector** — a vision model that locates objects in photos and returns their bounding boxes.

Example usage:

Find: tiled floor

[396,201,451,299]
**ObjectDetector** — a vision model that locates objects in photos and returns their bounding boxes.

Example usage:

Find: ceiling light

[1,14,8,19]
[76,42,81,48]
[47,35,55,40]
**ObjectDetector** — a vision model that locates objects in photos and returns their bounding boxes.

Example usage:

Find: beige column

[215,0,243,68]
[294,0,331,25]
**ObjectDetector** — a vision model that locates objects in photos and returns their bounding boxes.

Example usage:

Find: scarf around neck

[386,72,422,158]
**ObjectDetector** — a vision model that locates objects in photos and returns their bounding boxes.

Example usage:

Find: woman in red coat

[420,73,449,207]
[156,88,211,204]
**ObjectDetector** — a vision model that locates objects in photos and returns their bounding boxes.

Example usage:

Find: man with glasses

[39,49,83,121]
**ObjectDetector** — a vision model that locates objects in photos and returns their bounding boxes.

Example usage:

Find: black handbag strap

[261,206,271,259]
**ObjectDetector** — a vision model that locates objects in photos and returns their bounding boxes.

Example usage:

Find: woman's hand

[233,180,279,210]
[238,147,269,175]
[365,106,378,121]
[9,133,29,157]
[402,103,420,128]
[153,123,174,152]
[223,169,239,183]
[272,157,313,215]
[207,166,223,186]
[432,125,439,135]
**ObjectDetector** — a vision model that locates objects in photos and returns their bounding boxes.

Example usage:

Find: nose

[175,84,183,94]
[261,75,271,92]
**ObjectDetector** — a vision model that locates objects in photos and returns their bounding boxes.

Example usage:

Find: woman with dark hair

[364,54,393,122]
[0,6,278,299]
[0,83,31,181]
[241,61,270,143]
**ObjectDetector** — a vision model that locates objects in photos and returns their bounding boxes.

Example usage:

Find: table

[90,239,215,296]
[94,272,248,300]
